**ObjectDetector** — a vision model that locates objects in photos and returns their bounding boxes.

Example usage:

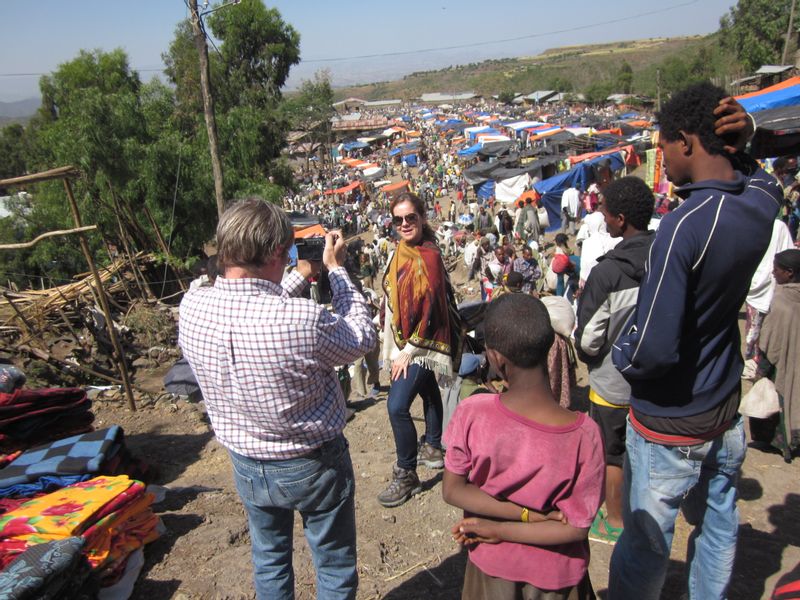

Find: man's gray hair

[216,198,293,270]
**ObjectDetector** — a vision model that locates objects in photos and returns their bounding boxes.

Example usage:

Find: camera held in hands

[295,236,325,262]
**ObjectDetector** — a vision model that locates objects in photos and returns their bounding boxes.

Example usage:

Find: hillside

[332,35,719,101]
[0,98,40,123]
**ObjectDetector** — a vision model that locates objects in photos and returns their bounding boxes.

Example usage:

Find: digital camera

[295,237,325,261]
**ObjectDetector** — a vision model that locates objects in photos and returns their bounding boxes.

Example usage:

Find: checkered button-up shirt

[179,267,376,460]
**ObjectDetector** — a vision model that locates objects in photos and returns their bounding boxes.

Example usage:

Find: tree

[548,77,574,93]
[584,81,613,105]
[0,124,27,185]
[616,61,633,95]
[719,0,794,72]
[497,90,517,104]
[207,0,300,110]
[284,70,335,171]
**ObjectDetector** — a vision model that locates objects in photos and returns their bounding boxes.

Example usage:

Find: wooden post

[62,179,137,411]
[188,0,226,219]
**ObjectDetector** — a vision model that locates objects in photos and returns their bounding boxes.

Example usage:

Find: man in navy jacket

[609,83,783,600]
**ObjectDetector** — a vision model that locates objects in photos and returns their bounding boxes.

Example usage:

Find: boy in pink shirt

[443,293,604,599]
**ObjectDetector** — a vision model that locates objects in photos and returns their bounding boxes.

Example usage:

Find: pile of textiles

[0,388,95,458]
[0,475,160,591]
[0,427,161,598]
[0,427,137,501]
[0,536,98,599]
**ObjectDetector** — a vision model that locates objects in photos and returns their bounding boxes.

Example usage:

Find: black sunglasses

[391,213,420,227]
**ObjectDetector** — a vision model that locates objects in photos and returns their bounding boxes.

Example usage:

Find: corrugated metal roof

[419,92,478,102]
[755,65,794,75]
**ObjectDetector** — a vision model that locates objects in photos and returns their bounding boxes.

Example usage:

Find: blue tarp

[342,141,369,151]
[388,147,402,157]
[468,126,498,140]
[738,81,800,113]
[437,119,465,127]
[474,180,495,200]
[534,152,626,231]
[458,143,482,157]
[402,154,418,167]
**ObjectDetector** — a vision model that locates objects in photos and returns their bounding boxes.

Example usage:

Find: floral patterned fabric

[0,475,159,574]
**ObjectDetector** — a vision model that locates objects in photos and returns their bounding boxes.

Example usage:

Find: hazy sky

[0,0,738,102]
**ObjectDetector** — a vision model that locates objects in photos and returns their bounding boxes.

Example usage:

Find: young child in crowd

[442,293,605,600]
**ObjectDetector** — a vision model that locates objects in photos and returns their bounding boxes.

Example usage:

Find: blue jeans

[387,362,443,470]
[609,416,746,600]
[228,435,357,600]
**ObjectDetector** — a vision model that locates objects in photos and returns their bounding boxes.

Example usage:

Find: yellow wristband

[521,508,529,523]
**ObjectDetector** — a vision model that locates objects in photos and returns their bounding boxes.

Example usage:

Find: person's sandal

[589,511,623,545]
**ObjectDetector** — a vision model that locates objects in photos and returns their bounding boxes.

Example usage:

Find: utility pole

[783,0,798,65]
[188,0,226,220]
[656,68,662,113]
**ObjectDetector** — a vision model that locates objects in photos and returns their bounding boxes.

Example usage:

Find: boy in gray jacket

[575,176,654,542]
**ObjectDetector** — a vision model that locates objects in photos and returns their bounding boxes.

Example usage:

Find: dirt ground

[95,347,800,600]
[93,245,800,600]
[68,188,800,599]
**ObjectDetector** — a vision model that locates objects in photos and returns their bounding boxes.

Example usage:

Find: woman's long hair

[390,192,437,245]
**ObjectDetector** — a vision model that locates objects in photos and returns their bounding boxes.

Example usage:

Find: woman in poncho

[378,192,462,507]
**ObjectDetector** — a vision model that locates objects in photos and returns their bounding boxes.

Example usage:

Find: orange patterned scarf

[384,240,461,364]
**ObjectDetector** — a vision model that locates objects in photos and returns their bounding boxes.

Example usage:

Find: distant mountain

[0,97,41,119]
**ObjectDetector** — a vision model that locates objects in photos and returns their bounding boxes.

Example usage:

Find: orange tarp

[528,128,565,142]
[323,181,361,195]
[624,120,652,128]
[594,128,623,136]
[295,224,327,238]
[569,144,639,166]
[382,180,410,193]
[736,76,800,101]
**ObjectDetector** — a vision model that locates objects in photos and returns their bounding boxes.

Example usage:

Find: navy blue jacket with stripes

[612,164,783,418]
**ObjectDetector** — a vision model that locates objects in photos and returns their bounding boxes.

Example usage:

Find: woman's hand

[391,352,411,381]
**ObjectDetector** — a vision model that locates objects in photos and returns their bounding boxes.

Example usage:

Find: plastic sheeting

[534,152,626,231]
[737,77,800,113]
[474,179,495,200]
[495,173,531,204]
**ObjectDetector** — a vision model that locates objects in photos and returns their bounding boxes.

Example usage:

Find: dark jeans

[387,362,443,470]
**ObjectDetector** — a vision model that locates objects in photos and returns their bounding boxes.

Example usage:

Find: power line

[0,0,701,78]
[303,0,700,63]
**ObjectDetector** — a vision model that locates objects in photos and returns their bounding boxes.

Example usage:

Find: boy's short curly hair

[603,177,654,231]
[656,82,727,156]
[484,294,554,369]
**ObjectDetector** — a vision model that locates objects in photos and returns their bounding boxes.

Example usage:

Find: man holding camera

[179,199,376,600]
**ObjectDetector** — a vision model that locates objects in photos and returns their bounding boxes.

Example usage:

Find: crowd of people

[179,82,798,600]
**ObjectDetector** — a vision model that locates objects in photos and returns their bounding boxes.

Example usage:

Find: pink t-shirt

[443,393,605,590]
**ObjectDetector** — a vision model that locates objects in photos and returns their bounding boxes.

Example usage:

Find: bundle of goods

[0,475,160,593]
[0,387,95,458]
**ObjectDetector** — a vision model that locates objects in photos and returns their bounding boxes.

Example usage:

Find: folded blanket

[0,474,93,500]
[0,427,122,488]
[0,536,98,600]
[0,476,159,576]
